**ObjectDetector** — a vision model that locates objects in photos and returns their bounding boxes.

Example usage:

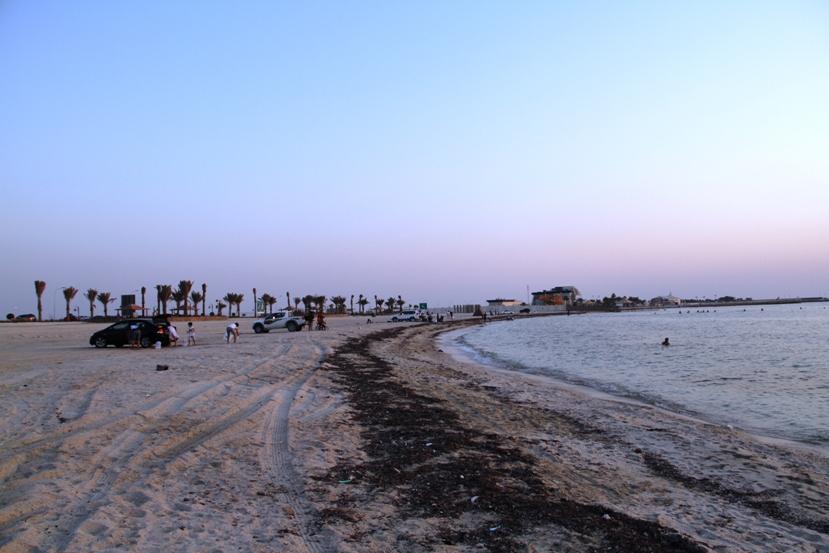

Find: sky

[1,1,828,315]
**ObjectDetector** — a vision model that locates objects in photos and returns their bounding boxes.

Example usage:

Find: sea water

[451,303,829,447]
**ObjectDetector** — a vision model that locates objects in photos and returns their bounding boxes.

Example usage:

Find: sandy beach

[1,317,827,552]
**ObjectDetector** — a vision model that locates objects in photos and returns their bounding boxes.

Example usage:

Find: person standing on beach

[187,322,196,346]
[304,310,314,331]
[129,322,141,348]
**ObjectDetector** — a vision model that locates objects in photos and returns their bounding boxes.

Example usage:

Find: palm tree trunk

[65,299,70,318]
[89,300,94,318]
[37,296,43,321]
[202,284,207,317]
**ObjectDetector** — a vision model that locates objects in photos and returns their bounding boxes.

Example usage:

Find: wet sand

[0,318,827,552]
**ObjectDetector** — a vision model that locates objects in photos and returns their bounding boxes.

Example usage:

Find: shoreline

[0,319,827,551]
[440,320,829,458]
[316,323,829,551]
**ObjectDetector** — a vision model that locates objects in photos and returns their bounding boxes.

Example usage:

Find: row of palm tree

[32,280,410,321]
[221,293,245,317]
[84,288,116,318]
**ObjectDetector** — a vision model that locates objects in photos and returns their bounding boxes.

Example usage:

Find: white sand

[0,317,827,552]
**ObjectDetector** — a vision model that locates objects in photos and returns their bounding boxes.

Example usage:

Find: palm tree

[62,287,78,319]
[294,297,301,311]
[261,293,273,314]
[387,297,396,314]
[315,295,327,313]
[286,292,291,312]
[262,293,277,314]
[216,301,227,316]
[396,295,405,313]
[302,295,314,314]
[158,285,173,315]
[331,296,347,314]
[201,283,207,316]
[253,288,257,317]
[224,293,244,317]
[141,286,146,313]
[34,280,46,321]
[358,295,368,314]
[98,292,113,317]
[178,280,193,316]
[85,288,98,318]
[375,296,384,314]
[171,290,185,314]
[155,284,162,315]
[223,294,234,317]
[350,294,354,315]
[190,291,203,316]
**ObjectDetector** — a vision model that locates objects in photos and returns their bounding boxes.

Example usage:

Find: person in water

[662,337,670,346]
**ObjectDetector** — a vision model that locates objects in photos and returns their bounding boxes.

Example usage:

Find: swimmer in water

[662,337,670,346]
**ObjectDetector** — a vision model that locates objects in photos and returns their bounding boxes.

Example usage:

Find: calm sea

[449,303,829,447]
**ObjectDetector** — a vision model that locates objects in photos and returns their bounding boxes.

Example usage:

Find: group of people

[158,320,241,346]
[165,321,198,346]
[303,310,327,331]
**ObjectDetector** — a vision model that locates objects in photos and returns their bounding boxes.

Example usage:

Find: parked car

[519,308,531,314]
[391,309,420,322]
[252,311,305,333]
[89,319,170,348]
[14,313,37,322]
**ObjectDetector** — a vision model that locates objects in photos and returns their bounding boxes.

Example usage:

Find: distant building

[486,298,522,307]
[531,286,580,306]
[650,294,681,306]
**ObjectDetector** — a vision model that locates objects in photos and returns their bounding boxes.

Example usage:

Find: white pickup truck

[252,311,305,333]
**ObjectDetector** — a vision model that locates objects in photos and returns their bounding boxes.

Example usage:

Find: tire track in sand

[1,343,294,461]
[7,347,297,553]
[260,338,335,553]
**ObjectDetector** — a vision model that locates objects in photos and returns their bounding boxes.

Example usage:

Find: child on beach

[168,324,179,346]
[187,322,196,346]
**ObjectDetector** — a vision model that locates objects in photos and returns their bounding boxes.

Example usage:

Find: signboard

[256,298,265,314]
[419,303,428,310]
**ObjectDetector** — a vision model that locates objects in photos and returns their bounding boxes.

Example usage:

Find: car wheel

[253,323,264,334]
[140,336,151,348]
[93,336,107,348]
[286,321,298,332]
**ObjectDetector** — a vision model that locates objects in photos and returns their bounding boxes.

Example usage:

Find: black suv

[89,319,170,348]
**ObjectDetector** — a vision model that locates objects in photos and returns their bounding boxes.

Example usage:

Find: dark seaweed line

[642,452,829,535]
[322,328,706,553]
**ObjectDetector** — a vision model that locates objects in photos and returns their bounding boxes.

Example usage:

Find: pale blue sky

[1,1,827,314]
